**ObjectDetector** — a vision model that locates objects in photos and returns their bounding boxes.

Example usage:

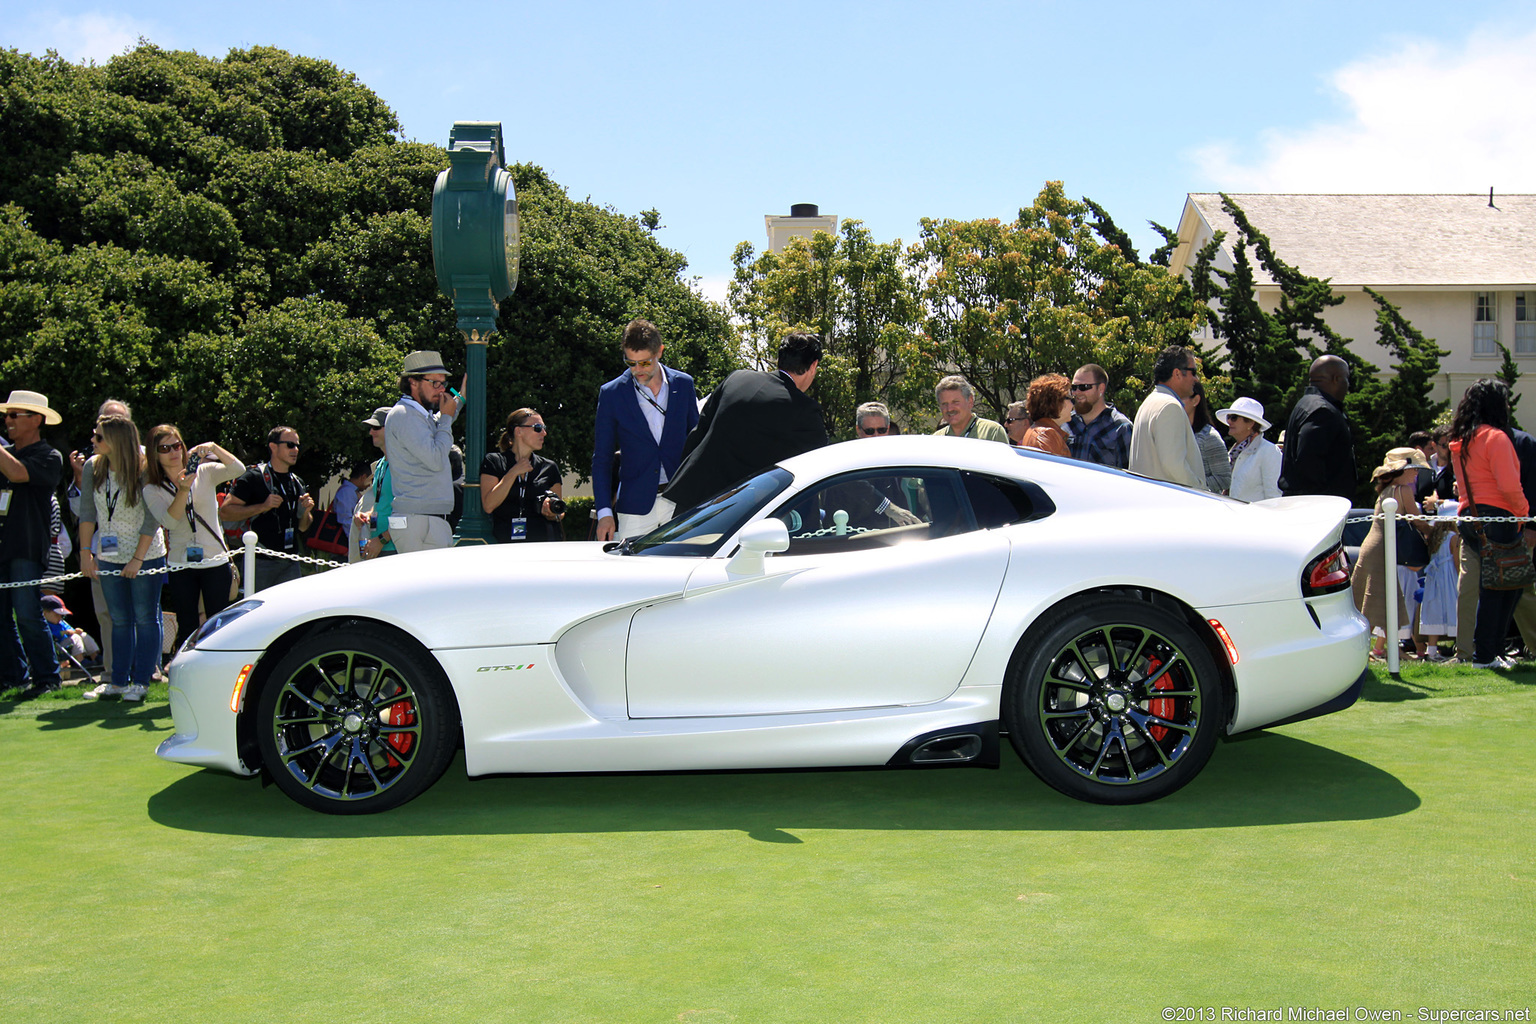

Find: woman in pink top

[1448,380,1530,668]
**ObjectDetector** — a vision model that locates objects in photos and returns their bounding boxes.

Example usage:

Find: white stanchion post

[243,530,259,596]
[1383,497,1399,674]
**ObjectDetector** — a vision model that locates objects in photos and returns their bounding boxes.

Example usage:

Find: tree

[0,44,736,486]
[728,220,923,437]
[1496,342,1523,428]
[908,182,1203,420]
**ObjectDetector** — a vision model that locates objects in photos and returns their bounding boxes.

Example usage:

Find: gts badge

[477,664,535,673]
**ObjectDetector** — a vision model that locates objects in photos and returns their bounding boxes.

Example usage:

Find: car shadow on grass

[147,729,1418,840]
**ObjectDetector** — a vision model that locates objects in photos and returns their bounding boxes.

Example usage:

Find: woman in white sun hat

[1217,396,1283,502]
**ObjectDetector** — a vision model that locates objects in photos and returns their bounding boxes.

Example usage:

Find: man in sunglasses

[1129,345,1205,489]
[222,424,314,590]
[855,402,894,438]
[591,319,699,542]
[0,390,65,699]
[384,350,462,553]
[1066,363,1133,469]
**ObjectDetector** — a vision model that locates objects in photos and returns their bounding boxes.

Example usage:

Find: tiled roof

[1187,193,1536,287]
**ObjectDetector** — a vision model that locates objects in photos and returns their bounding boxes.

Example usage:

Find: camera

[186,451,203,473]
[538,492,566,517]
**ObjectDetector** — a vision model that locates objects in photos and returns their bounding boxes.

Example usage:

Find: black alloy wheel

[1004,596,1224,804]
[255,627,457,814]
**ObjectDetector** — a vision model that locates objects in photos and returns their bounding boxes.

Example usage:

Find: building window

[1517,292,1536,355]
[1474,292,1498,356]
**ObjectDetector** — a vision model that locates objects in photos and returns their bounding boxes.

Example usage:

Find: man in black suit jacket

[663,333,829,510]
[1278,354,1357,501]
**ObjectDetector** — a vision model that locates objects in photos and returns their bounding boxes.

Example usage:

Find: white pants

[616,496,677,542]
[391,514,453,553]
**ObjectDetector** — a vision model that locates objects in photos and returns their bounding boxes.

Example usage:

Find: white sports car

[158,436,1370,814]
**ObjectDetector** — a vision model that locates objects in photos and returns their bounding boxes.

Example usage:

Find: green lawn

[1,665,1532,1023]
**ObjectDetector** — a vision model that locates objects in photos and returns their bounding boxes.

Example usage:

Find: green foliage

[729,220,923,437]
[1496,342,1522,428]
[559,495,596,541]
[910,182,1203,420]
[0,44,734,488]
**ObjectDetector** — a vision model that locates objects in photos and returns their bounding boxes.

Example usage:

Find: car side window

[960,471,1056,530]
[769,469,970,555]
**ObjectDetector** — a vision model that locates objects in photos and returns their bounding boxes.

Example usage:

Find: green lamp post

[431,121,519,543]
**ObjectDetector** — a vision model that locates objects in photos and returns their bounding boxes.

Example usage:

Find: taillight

[1303,544,1351,596]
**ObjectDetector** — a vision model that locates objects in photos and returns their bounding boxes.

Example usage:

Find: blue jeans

[97,558,166,686]
[0,557,61,691]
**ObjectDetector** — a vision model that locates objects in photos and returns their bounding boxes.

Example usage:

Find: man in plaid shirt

[1066,364,1133,468]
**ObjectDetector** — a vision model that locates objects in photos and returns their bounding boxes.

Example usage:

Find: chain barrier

[0,543,345,592]
[1345,512,1536,525]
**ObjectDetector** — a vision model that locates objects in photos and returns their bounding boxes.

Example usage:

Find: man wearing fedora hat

[384,350,462,553]
[0,390,65,699]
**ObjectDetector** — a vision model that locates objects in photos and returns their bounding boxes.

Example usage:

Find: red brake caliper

[1146,655,1173,742]
[382,701,416,766]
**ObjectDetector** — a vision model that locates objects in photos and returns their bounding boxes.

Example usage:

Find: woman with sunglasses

[142,425,243,652]
[479,408,564,543]
[77,415,165,701]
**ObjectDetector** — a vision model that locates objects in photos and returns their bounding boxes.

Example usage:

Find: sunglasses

[625,356,657,369]
[92,431,104,442]
[4,410,40,418]
[1004,416,1027,424]
[859,425,890,435]
[156,441,184,453]
[1069,383,1099,392]
[518,422,547,434]
[275,440,300,450]
[416,377,449,389]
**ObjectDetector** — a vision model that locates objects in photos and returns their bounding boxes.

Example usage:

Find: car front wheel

[1004,596,1224,804]
[255,627,457,814]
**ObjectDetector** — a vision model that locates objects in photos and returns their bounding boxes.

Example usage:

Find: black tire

[255,627,457,814]
[1003,596,1224,804]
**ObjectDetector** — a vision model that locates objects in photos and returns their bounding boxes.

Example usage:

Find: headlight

[181,599,264,653]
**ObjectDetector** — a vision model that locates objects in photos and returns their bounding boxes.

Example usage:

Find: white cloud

[1191,26,1536,193]
[691,273,732,308]
[19,12,158,65]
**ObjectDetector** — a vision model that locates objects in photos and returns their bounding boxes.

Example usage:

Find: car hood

[197,543,699,651]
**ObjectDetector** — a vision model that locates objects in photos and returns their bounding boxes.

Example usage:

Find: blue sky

[12,1,1536,301]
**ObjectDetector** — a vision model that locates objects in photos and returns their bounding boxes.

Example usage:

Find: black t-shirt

[230,463,308,556]
[0,441,63,563]
[480,451,562,543]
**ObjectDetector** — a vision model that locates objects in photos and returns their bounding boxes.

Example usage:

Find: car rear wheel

[256,627,457,814]
[1004,596,1223,804]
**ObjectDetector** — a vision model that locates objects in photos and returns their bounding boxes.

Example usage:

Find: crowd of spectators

[4,332,1534,701]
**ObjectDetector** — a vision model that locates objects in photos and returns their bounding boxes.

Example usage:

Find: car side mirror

[726,518,790,576]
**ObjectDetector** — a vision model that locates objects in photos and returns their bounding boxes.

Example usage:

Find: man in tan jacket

[1129,346,1204,489]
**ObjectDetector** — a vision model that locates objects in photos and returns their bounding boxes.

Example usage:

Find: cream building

[1167,193,1536,417]
[765,203,838,253]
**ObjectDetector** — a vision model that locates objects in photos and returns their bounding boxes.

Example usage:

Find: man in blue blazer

[592,320,699,541]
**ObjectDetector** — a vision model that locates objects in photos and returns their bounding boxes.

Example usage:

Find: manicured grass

[1,665,1533,1023]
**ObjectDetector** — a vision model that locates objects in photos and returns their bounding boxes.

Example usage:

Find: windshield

[625,468,794,557]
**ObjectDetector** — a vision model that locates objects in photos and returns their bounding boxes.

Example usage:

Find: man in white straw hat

[0,390,65,699]
[385,350,462,552]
